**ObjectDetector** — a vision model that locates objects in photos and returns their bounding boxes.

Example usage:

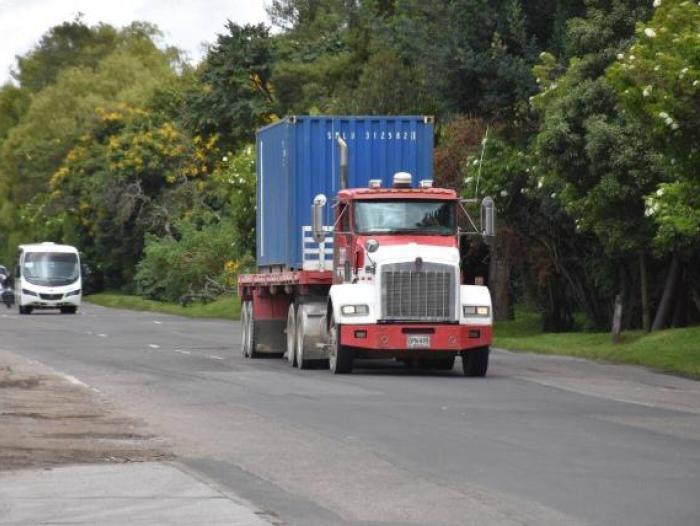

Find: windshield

[22,252,79,287]
[354,200,456,235]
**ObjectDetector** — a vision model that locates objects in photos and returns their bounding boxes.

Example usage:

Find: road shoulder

[0,349,274,525]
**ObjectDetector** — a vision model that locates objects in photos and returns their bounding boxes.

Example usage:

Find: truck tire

[246,301,259,358]
[60,306,77,314]
[296,305,316,370]
[241,301,249,357]
[19,306,31,315]
[462,346,489,377]
[328,312,353,374]
[287,303,297,367]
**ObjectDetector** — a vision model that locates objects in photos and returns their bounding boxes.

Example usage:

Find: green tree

[0,22,179,264]
[183,22,276,153]
[607,0,700,329]
[0,84,29,141]
[608,0,700,251]
[532,0,656,330]
[12,17,120,92]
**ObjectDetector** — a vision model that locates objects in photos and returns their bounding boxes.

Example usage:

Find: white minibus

[15,243,82,314]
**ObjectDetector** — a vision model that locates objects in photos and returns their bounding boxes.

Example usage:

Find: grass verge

[86,292,241,320]
[494,308,700,379]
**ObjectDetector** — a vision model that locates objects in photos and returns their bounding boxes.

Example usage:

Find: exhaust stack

[337,136,348,190]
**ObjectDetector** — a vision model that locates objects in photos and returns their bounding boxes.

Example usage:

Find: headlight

[463,305,490,317]
[22,288,37,296]
[341,304,369,316]
[65,289,81,297]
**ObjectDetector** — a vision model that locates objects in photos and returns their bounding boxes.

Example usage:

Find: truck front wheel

[462,346,489,377]
[328,312,353,374]
[19,306,31,315]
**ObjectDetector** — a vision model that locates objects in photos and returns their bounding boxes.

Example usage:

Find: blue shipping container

[256,115,434,270]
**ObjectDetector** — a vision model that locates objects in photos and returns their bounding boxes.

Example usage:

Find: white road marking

[61,374,89,388]
[98,333,107,338]
[174,349,191,355]
[153,320,162,325]
[209,355,225,360]
[148,344,160,349]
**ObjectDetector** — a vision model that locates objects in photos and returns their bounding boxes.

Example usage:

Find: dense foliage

[0,2,698,332]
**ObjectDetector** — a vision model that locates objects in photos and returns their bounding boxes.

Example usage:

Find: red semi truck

[238,116,495,375]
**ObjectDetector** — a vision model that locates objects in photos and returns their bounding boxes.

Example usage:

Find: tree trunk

[488,236,513,322]
[611,294,623,344]
[640,250,651,332]
[619,259,632,331]
[652,252,680,331]
[671,268,687,328]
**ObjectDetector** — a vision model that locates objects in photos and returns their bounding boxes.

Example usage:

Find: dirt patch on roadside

[0,355,171,471]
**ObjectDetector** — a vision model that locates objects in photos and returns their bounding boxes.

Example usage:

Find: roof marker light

[393,172,412,188]
[419,180,433,189]
[368,179,382,189]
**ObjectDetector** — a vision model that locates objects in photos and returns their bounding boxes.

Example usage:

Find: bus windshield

[22,252,79,287]
[354,200,456,235]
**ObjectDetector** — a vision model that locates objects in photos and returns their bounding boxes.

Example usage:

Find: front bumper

[21,294,81,308]
[340,323,492,351]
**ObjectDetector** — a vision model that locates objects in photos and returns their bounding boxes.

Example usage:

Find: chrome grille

[381,262,456,321]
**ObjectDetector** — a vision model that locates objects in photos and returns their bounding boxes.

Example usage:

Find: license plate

[407,335,431,349]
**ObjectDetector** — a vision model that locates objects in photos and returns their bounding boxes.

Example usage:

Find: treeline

[0,1,698,332]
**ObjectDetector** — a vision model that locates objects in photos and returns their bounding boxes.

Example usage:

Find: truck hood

[368,242,460,266]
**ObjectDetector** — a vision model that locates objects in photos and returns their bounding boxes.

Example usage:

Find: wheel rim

[241,302,248,357]
[245,302,253,357]
[296,306,305,369]
[328,315,338,372]
[287,304,297,366]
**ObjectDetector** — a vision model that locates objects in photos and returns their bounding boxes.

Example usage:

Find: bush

[135,216,241,302]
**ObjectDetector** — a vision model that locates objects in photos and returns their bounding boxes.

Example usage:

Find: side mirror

[481,196,496,239]
[365,239,379,253]
[312,194,327,243]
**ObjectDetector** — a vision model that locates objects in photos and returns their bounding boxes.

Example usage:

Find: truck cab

[322,174,493,374]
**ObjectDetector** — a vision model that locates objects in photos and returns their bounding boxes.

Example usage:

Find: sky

[0,0,270,84]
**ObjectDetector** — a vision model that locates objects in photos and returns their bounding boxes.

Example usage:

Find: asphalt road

[1,303,699,526]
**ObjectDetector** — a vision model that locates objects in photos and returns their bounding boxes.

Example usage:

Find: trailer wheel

[241,301,249,357]
[246,301,259,358]
[462,346,489,377]
[296,305,317,369]
[286,303,297,367]
[328,312,353,374]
